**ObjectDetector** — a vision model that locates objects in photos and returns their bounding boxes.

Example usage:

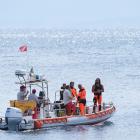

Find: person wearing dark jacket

[92,78,104,112]
[60,83,66,100]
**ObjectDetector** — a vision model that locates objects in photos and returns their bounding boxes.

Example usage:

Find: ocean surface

[0,29,140,140]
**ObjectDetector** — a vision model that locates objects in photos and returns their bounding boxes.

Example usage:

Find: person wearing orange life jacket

[70,81,77,100]
[77,84,86,115]
[92,78,104,112]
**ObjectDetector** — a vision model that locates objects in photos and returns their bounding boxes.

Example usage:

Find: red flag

[19,45,28,52]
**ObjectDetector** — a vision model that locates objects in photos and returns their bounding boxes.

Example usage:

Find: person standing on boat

[28,89,39,105]
[17,85,29,100]
[60,83,66,101]
[92,78,104,112]
[28,89,39,119]
[70,81,77,102]
[78,84,86,115]
[63,85,76,115]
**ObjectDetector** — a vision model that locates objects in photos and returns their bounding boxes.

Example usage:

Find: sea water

[0,29,140,140]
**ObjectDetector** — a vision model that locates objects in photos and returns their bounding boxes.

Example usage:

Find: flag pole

[26,47,29,70]
[19,44,29,70]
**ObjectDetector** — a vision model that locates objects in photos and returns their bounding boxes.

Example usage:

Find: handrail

[54,90,61,102]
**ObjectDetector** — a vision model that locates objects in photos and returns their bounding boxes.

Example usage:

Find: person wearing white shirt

[28,89,39,104]
[17,85,28,100]
[63,85,76,115]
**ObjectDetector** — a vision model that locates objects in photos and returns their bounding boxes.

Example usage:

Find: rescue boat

[0,69,116,131]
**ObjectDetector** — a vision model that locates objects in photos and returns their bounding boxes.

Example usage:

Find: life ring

[34,120,43,129]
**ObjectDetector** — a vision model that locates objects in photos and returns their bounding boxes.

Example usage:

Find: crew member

[92,78,104,112]
[60,83,66,100]
[78,84,86,115]
[70,81,77,98]
[63,85,76,115]
[17,85,29,100]
[70,81,77,104]
[28,89,39,119]
[28,89,39,105]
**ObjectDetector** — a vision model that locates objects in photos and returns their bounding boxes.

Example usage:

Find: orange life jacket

[78,88,86,100]
[70,88,77,98]
[78,88,86,115]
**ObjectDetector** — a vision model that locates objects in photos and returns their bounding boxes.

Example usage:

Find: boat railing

[53,108,66,117]
[54,90,61,103]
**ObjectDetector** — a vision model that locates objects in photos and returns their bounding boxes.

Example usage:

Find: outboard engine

[5,107,22,131]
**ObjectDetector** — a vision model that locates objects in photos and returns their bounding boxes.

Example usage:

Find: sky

[0,0,140,29]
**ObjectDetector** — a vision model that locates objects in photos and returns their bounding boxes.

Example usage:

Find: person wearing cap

[28,89,39,104]
[17,85,29,100]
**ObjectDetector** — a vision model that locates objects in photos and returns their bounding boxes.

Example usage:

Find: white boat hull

[0,105,115,131]
[19,105,115,131]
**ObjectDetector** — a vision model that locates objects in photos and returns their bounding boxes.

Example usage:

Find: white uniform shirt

[63,89,72,105]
